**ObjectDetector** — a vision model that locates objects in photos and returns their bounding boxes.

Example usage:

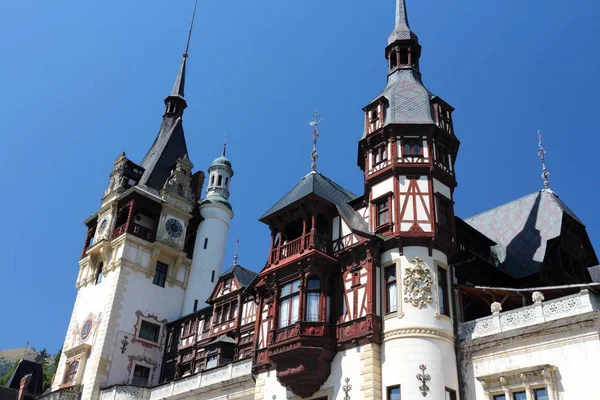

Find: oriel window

[403,139,422,156]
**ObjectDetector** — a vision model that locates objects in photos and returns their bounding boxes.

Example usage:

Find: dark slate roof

[260,171,370,235]
[589,265,600,283]
[138,117,189,191]
[221,264,257,288]
[5,359,43,395]
[465,190,584,279]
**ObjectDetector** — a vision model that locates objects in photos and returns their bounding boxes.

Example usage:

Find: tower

[183,145,235,314]
[51,3,208,399]
[358,0,461,399]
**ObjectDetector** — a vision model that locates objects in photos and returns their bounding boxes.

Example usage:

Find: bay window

[279,279,300,328]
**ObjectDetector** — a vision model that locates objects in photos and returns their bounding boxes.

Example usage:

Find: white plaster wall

[184,203,233,314]
[256,346,363,399]
[433,178,451,199]
[463,329,600,400]
[372,177,394,199]
[382,337,458,399]
[332,216,340,241]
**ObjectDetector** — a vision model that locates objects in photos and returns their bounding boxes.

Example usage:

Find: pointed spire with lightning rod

[537,131,551,191]
[309,111,321,172]
[164,0,199,117]
[388,0,419,45]
[233,238,240,266]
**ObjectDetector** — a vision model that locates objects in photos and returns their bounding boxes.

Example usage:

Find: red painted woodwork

[269,232,330,264]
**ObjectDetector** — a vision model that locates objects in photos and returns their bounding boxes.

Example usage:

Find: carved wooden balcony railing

[270,232,331,264]
[112,223,156,243]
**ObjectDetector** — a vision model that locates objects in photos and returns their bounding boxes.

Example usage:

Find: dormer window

[370,109,379,122]
[373,145,388,166]
[390,50,398,69]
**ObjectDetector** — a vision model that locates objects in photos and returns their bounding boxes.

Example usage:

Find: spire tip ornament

[309,110,322,172]
[233,237,239,265]
[537,130,551,191]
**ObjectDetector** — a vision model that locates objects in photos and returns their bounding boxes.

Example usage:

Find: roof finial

[223,134,227,156]
[309,110,321,172]
[233,237,239,265]
[169,0,199,99]
[537,130,551,190]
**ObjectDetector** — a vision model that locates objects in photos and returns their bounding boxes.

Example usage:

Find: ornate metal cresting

[120,335,129,354]
[537,130,551,190]
[417,364,431,396]
[342,377,352,400]
[403,257,434,308]
[309,110,322,172]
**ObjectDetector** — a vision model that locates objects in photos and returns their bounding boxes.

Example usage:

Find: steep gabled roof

[465,190,585,279]
[138,117,189,191]
[260,171,370,235]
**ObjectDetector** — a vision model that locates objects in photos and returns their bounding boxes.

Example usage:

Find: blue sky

[0,0,598,352]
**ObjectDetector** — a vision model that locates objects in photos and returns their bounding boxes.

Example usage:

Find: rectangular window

[179,363,191,377]
[95,262,104,285]
[153,262,168,287]
[513,392,527,400]
[306,292,320,321]
[278,279,301,328]
[385,266,397,314]
[373,145,388,166]
[206,355,218,369]
[493,396,506,400]
[445,388,457,400]
[139,321,160,342]
[230,302,238,320]
[437,266,450,317]
[132,364,150,387]
[387,385,401,400]
[377,200,390,227]
[203,238,208,249]
[533,388,549,400]
[437,197,451,227]
[211,270,215,282]
[403,139,422,156]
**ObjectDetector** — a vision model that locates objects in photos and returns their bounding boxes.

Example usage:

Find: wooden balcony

[112,223,156,243]
[269,232,331,264]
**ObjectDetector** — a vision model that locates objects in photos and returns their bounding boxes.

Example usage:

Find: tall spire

[537,130,551,191]
[309,111,321,172]
[388,0,418,45]
[165,0,199,116]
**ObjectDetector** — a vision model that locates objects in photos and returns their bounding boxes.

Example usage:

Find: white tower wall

[183,203,233,314]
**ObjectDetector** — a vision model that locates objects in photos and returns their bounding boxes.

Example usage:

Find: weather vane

[233,237,239,265]
[537,130,550,190]
[309,110,322,172]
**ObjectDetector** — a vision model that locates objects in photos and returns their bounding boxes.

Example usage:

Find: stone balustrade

[37,389,82,400]
[99,359,252,400]
[458,290,600,341]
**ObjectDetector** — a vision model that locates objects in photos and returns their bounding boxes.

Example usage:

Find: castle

[44,1,600,400]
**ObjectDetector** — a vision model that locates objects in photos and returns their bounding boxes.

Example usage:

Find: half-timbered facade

[45,1,600,400]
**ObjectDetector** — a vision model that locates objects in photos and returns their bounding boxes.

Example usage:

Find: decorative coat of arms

[403,257,433,308]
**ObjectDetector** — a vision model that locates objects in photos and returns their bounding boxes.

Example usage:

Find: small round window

[81,320,93,340]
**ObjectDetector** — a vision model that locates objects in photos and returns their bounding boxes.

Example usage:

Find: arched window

[210,175,215,185]
[64,360,79,384]
[95,262,103,285]
[225,177,229,187]
[279,279,300,328]
[400,48,409,65]
[306,278,321,322]
[177,184,183,196]
[385,266,397,314]
[218,175,223,186]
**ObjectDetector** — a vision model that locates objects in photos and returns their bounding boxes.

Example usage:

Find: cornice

[384,326,455,344]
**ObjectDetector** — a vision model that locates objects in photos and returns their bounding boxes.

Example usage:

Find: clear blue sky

[0,0,598,352]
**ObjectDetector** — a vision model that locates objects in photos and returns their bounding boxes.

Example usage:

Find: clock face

[98,218,108,234]
[165,218,183,238]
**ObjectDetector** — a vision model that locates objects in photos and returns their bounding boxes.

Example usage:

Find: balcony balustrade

[112,223,156,243]
[270,232,330,264]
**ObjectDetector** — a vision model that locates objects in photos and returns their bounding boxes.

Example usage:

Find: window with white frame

[477,365,556,400]
[132,364,150,387]
[278,279,300,328]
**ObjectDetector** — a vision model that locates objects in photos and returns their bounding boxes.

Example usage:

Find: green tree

[0,361,17,387]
